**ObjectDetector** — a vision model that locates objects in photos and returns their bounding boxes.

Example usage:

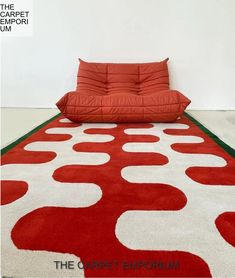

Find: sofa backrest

[76,59,169,95]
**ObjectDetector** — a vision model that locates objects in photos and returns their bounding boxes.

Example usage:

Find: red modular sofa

[56,59,191,122]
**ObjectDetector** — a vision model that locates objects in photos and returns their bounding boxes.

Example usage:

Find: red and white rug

[1,114,235,277]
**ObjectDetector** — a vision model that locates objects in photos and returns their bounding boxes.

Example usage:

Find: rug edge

[1,112,234,158]
[1,113,61,156]
[184,112,235,158]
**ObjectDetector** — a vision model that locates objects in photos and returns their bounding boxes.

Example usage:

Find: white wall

[1,0,235,109]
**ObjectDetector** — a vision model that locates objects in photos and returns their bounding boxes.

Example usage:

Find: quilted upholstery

[56,59,191,122]
[77,58,170,95]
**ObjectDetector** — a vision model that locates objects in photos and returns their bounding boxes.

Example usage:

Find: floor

[1,108,235,150]
[1,108,58,148]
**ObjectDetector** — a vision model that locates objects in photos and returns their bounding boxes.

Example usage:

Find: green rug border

[1,112,234,158]
[184,112,235,158]
[1,113,61,156]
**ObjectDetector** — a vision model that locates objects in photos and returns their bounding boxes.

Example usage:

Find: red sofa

[56,59,190,122]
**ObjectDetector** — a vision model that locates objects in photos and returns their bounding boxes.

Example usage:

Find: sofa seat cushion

[56,90,191,123]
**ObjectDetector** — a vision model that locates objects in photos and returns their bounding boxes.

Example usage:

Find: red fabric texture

[77,58,170,94]
[1,180,28,205]
[215,212,235,247]
[56,59,191,122]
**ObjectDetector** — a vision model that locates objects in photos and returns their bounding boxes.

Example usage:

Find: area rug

[1,113,235,277]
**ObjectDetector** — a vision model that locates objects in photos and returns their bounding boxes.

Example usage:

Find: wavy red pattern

[1,117,79,165]
[10,120,212,277]
[164,116,235,185]
[1,180,28,205]
[215,212,235,247]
